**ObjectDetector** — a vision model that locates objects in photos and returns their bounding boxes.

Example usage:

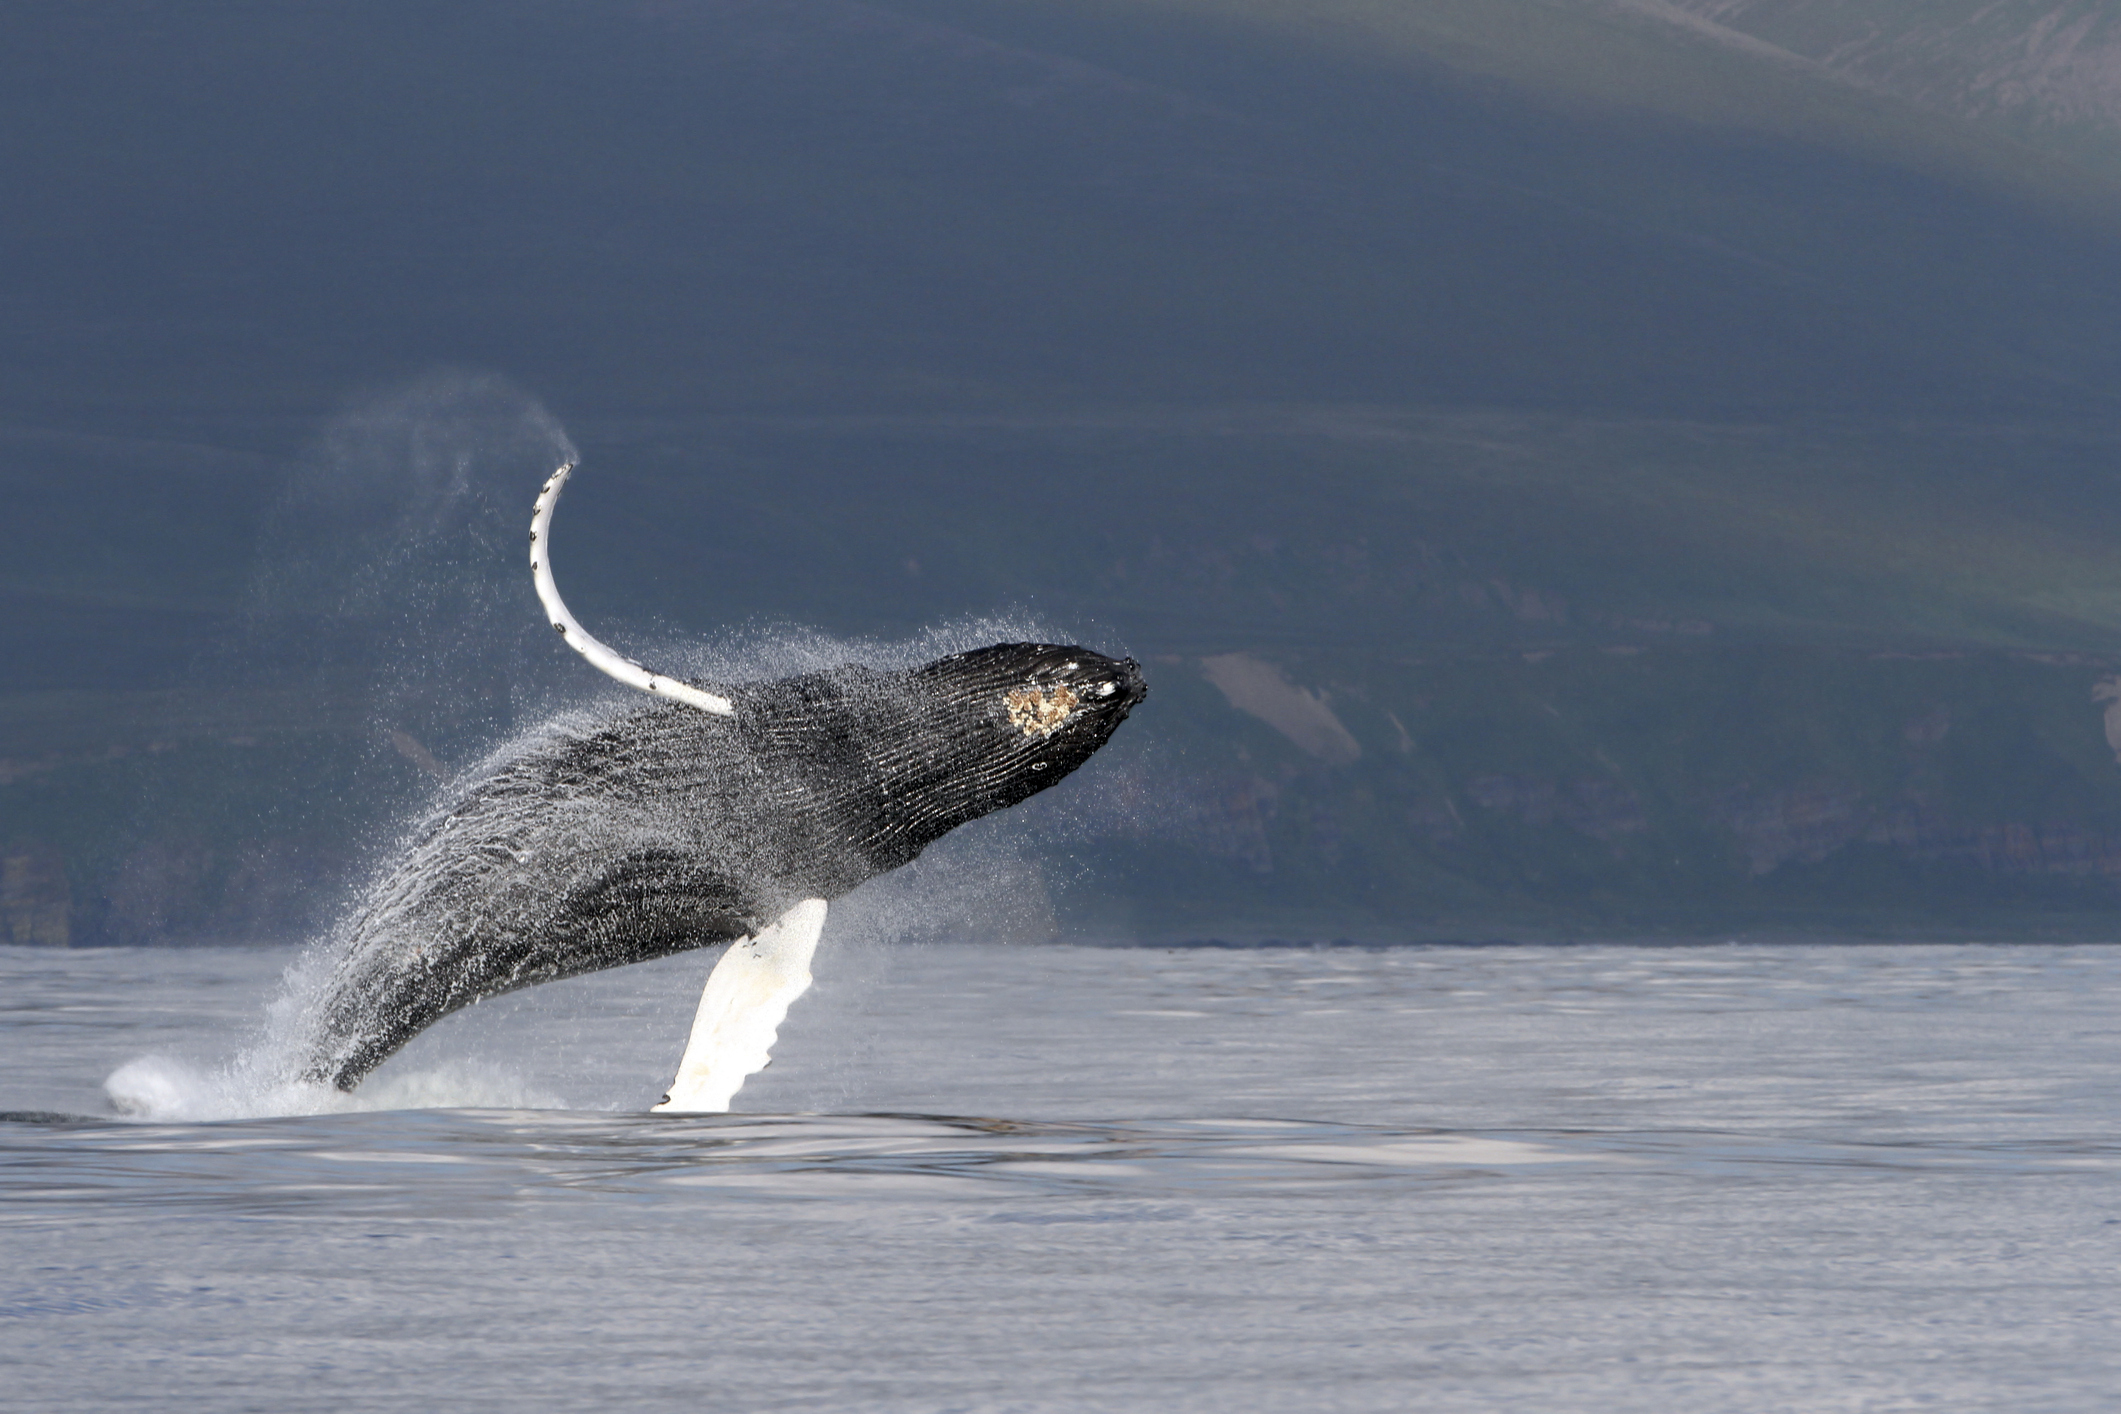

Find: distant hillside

[14,400,2121,945]
[6,0,2120,423]
[1103,0,2121,212]
[1664,0,2121,172]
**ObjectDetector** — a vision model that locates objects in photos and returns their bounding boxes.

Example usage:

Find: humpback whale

[295,462,1145,1109]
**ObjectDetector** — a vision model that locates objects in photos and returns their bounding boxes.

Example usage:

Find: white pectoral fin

[531,461,733,716]
[651,899,828,1114]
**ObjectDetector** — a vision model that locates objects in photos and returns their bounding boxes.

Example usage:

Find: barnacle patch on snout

[1005,684,1080,738]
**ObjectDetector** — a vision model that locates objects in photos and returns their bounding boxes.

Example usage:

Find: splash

[103,936,577,1120]
[101,1055,568,1122]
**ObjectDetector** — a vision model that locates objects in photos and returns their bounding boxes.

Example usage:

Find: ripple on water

[5,1109,2114,1222]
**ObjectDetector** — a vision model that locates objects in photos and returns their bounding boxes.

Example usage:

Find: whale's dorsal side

[652,897,829,1113]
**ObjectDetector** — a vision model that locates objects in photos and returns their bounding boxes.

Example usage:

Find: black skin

[298,644,1146,1090]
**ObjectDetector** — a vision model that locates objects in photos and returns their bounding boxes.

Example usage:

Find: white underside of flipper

[651,899,829,1113]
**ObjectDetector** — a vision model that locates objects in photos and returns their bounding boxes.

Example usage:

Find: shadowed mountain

[1661,0,2121,172]
[7,1,2121,941]
[6,0,2121,422]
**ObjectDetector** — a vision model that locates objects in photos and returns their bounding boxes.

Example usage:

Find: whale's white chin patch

[652,898,829,1113]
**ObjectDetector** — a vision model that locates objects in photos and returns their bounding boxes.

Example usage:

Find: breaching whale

[295,462,1145,1109]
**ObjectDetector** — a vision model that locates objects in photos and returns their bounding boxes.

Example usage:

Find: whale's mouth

[1112,657,1147,708]
[1082,657,1148,716]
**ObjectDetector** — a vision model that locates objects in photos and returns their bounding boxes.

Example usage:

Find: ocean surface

[4,938,2119,1411]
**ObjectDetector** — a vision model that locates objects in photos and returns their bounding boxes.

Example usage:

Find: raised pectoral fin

[531,461,733,716]
[651,899,828,1114]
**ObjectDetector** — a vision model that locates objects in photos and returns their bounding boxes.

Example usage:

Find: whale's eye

[1005,684,1079,738]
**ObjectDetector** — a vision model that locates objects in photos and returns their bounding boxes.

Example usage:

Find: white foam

[103,1051,567,1122]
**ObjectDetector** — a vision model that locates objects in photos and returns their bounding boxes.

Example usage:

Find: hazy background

[9,0,2121,945]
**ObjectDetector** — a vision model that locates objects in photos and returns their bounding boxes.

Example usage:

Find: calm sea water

[5,939,2119,1411]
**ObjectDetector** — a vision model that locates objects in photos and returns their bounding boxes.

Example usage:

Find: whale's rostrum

[294,462,1146,1108]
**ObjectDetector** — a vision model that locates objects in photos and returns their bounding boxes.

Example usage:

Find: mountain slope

[1663,1,2121,170]
[9,1,2121,941]
[4,0,2120,423]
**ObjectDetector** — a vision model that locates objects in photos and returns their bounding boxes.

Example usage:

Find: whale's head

[794,642,1146,872]
[949,639,1147,771]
